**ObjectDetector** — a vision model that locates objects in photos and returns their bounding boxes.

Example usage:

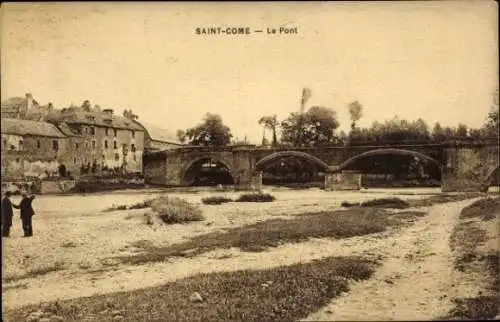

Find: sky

[1,1,498,143]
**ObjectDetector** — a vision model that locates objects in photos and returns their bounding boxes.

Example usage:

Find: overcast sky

[1,1,498,143]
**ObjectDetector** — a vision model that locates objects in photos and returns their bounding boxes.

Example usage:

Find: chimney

[103,109,114,116]
[25,93,33,100]
[47,103,54,110]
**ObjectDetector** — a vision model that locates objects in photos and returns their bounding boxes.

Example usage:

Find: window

[19,140,24,150]
[114,153,120,161]
[2,139,6,146]
[131,130,135,138]
[131,144,136,152]
[52,140,59,151]
[104,140,108,149]
[74,157,77,164]
[92,140,96,149]
[75,143,79,150]
[102,154,105,160]
[10,145,15,150]
[85,142,89,149]
[114,141,118,149]
[37,140,41,149]
[133,153,137,161]
[105,128,109,136]
[113,129,117,137]
[90,127,95,136]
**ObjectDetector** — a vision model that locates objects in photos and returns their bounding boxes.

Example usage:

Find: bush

[150,196,204,224]
[341,201,360,208]
[361,197,409,209]
[128,199,154,210]
[235,192,276,203]
[202,196,233,205]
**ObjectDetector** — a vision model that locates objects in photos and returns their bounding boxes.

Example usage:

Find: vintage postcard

[1,1,499,321]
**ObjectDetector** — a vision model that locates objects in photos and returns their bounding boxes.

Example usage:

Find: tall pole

[296,87,311,146]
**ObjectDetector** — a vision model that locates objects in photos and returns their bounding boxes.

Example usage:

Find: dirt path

[304,198,481,321]
[3,198,480,319]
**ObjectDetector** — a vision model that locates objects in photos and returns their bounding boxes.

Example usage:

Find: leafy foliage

[281,106,340,146]
[235,192,276,203]
[182,113,233,146]
[258,115,279,146]
[150,196,204,224]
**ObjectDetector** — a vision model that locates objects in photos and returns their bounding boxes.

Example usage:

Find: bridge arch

[255,151,329,171]
[337,148,441,171]
[181,156,236,186]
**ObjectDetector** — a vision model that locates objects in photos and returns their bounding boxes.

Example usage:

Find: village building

[57,106,145,173]
[0,93,38,119]
[133,120,184,151]
[1,118,69,180]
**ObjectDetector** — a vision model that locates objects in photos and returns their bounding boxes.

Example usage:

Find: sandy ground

[1,188,496,320]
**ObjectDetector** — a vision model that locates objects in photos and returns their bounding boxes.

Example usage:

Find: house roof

[1,97,27,117]
[0,118,67,138]
[56,122,81,137]
[133,120,182,144]
[60,107,143,131]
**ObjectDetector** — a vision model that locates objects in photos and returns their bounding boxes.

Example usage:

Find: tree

[432,122,445,142]
[81,100,91,112]
[280,106,340,146]
[258,115,279,146]
[176,130,186,144]
[184,113,233,146]
[455,123,468,137]
[348,101,363,131]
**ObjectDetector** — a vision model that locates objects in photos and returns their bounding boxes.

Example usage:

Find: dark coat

[19,196,35,218]
[1,197,15,226]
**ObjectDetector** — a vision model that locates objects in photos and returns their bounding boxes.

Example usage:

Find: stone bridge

[143,138,499,192]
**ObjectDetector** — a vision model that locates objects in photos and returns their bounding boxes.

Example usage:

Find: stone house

[1,118,69,179]
[58,107,145,173]
[0,93,38,119]
[133,120,184,151]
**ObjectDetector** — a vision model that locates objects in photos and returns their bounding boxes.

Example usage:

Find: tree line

[176,88,499,147]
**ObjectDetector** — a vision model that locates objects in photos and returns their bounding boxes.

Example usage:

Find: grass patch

[460,197,500,221]
[117,208,425,265]
[235,192,276,203]
[151,196,204,224]
[408,193,481,208]
[360,197,410,209]
[447,296,500,320]
[104,199,154,212]
[443,197,500,320]
[341,194,481,210]
[3,256,377,322]
[202,196,233,205]
[3,262,65,283]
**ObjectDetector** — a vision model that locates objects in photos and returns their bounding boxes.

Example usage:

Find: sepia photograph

[1,1,499,321]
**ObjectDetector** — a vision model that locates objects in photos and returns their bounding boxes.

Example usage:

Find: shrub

[361,197,409,209]
[341,201,360,208]
[202,196,233,205]
[235,192,276,203]
[128,199,154,210]
[150,196,204,224]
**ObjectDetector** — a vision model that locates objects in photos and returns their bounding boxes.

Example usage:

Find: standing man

[18,192,36,237]
[1,191,16,237]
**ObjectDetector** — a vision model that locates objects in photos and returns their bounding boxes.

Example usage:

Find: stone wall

[40,180,76,194]
[324,171,362,191]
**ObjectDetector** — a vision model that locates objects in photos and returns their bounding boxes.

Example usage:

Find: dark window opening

[52,140,59,151]
[92,140,96,149]
[131,144,136,152]
[113,129,117,137]
[105,128,109,136]
[114,141,118,149]
[90,127,96,136]
[104,140,108,149]
[37,140,41,149]
[131,130,135,138]
[114,153,120,161]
